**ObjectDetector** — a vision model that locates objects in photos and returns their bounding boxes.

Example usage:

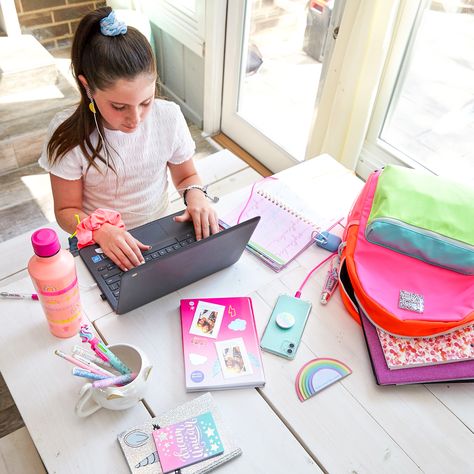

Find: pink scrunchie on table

[76,208,126,249]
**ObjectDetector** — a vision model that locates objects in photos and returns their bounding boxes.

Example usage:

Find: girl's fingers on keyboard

[122,233,145,265]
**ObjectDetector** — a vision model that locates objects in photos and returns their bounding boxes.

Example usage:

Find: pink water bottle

[28,228,83,338]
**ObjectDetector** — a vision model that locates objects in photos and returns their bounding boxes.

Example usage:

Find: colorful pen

[79,324,132,375]
[1,291,38,300]
[92,372,137,389]
[72,345,113,368]
[54,349,112,377]
[320,255,339,305]
[72,354,116,377]
[72,367,109,381]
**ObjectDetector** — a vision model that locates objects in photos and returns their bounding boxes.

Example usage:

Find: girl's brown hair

[47,6,157,172]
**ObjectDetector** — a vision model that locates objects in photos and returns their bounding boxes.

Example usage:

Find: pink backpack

[339,168,474,337]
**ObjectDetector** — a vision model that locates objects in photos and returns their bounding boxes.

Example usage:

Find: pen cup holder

[75,343,152,418]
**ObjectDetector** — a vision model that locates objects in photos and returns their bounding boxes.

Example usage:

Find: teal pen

[96,341,132,375]
[79,324,131,374]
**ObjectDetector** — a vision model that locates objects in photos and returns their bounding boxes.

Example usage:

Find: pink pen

[72,345,113,369]
[1,291,38,300]
[72,354,115,377]
[320,255,339,305]
[54,349,112,377]
[92,372,137,388]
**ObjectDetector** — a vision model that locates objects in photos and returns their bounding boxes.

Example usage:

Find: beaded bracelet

[182,184,220,206]
[182,184,207,206]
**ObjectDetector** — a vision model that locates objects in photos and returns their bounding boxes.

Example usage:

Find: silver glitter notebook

[117,393,242,474]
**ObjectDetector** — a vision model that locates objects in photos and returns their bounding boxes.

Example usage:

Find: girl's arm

[50,174,149,271]
[50,174,88,233]
[168,159,219,240]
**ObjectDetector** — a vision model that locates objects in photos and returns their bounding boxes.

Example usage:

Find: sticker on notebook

[152,412,224,473]
[228,318,246,331]
[215,337,253,378]
[189,301,225,339]
[295,358,352,402]
[191,336,208,347]
[189,353,207,365]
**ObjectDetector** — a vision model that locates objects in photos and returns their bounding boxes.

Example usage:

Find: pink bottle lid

[31,228,61,257]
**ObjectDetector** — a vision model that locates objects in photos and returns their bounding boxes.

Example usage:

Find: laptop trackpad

[130,216,194,246]
[159,215,194,235]
[131,220,168,244]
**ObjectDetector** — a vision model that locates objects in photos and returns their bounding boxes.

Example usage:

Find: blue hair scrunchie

[100,11,127,36]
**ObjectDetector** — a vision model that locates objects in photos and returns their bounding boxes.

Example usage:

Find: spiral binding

[256,189,319,228]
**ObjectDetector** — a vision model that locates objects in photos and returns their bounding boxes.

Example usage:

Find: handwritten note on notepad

[220,180,338,271]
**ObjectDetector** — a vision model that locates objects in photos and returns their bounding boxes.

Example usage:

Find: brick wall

[14,0,106,50]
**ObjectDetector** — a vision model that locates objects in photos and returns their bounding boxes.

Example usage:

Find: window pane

[380,1,474,180]
[237,0,335,160]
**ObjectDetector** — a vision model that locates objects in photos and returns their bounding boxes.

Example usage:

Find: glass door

[221,0,342,172]
[359,1,474,181]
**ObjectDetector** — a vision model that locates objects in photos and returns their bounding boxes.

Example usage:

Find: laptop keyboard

[93,232,196,301]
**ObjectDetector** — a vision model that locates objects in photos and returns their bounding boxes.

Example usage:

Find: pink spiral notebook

[180,297,265,391]
[220,180,339,271]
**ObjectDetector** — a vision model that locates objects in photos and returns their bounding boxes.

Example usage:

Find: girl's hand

[174,189,219,240]
[93,223,151,271]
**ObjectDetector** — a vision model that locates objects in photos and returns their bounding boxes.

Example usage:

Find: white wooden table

[1,154,474,473]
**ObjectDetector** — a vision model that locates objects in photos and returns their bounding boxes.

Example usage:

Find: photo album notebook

[117,393,242,474]
[180,297,265,391]
[359,308,474,385]
[219,179,339,271]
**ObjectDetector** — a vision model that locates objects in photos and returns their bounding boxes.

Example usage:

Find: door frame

[219,0,300,172]
[202,0,227,135]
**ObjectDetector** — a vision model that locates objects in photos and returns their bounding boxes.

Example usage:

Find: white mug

[75,343,152,417]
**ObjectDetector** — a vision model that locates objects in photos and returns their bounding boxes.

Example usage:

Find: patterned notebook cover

[359,308,474,385]
[152,412,224,473]
[117,393,242,474]
[377,325,474,369]
[180,297,265,391]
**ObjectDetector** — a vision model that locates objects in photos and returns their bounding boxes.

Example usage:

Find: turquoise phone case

[260,294,312,360]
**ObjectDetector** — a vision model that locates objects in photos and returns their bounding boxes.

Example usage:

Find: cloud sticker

[189,353,207,365]
[228,318,247,331]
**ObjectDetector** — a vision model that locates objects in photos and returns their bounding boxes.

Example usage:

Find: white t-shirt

[39,99,195,229]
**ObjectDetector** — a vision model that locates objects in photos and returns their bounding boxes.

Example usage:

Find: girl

[39,7,219,272]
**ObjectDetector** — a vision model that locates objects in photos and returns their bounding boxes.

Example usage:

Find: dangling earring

[86,87,96,114]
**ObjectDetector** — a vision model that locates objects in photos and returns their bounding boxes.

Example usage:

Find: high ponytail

[47,7,157,173]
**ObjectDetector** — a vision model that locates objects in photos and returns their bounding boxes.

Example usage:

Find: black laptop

[79,211,260,314]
